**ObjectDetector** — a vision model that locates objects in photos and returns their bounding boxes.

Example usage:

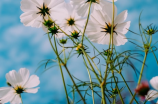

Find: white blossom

[70,0,112,17]
[20,0,65,28]
[86,3,130,46]
[146,76,158,102]
[0,68,40,104]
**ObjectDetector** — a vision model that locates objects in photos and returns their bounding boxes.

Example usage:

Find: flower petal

[20,11,42,28]
[115,21,131,34]
[24,75,40,88]
[102,1,117,21]
[24,88,40,93]
[10,94,21,104]
[115,10,128,24]
[107,0,117,2]
[146,90,158,101]
[20,0,38,12]
[0,87,15,104]
[6,70,22,87]
[150,76,158,90]
[19,68,30,86]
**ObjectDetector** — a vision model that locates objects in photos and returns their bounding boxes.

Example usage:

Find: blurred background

[0,0,158,103]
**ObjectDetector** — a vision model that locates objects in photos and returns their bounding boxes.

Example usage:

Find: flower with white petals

[70,0,113,17]
[43,3,85,38]
[20,0,65,28]
[61,3,86,35]
[86,4,130,46]
[146,76,158,103]
[0,68,40,104]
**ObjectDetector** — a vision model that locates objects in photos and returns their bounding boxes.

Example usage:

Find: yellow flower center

[67,17,75,26]
[14,86,24,94]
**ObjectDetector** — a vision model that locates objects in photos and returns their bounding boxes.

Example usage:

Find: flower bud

[60,39,67,44]
[43,19,53,28]
[71,30,80,39]
[49,26,58,35]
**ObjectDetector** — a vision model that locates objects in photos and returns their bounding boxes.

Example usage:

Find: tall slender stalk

[129,51,148,104]
[81,50,106,104]
[81,1,92,44]
[53,36,70,104]
[82,56,95,104]
[112,71,125,104]
[130,36,152,104]
[20,94,23,104]
[47,34,86,104]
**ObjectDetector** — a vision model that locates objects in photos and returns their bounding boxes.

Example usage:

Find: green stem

[87,55,102,81]
[103,0,115,87]
[81,50,106,104]
[137,52,148,84]
[63,64,86,104]
[119,72,139,104]
[110,0,115,53]
[130,51,148,104]
[82,56,95,104]
[81,1,92,44]
[85,36,107,60]
[20,94,23,104]
[112,71,125,104]
[82,50,101,83]
[53,36,70,104]
[113,96,116,104]
[48,34,86,104]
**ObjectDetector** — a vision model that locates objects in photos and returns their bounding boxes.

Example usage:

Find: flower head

[56,3,85,37]
[146,76,158,103]
[70,0,111,17]
[70,0,117,17]
[145,24,158,35]
[0,68,40,104]
[86,4,130,46]
[20,0,65,28]
[135,81,149,100]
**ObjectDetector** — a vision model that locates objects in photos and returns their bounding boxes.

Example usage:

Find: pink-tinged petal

[20,11,42,28]
[48,0,65,9]
[146,90,158,101]
[6,70,22,87]
[19,68,30,86]
[107,0,117,2]
[24,88,40,93]
[90,9,107,25]
[115,21,131,34]
[93,3,102,11]
[10,94,21,104]
[31,0,43,7]
[150,76,158,90]
[0,88,15,104]
[76,3,89,17]
[24,75,40,88]
[113,33,128,46]
[102,1,117,21]
[115,10,128,24]
[20,0,38,12]
[0,87,12,98]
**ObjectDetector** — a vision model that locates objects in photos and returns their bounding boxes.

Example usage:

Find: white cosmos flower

[86,3,130,46]
[70,0,113,17]
[42,3,86,38]
[20,0,65,28]
[146,76,158,103]
[57,3,86,37]
[0,68,40,104]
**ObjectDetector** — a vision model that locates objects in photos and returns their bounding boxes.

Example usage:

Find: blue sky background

[0,0,158,104]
